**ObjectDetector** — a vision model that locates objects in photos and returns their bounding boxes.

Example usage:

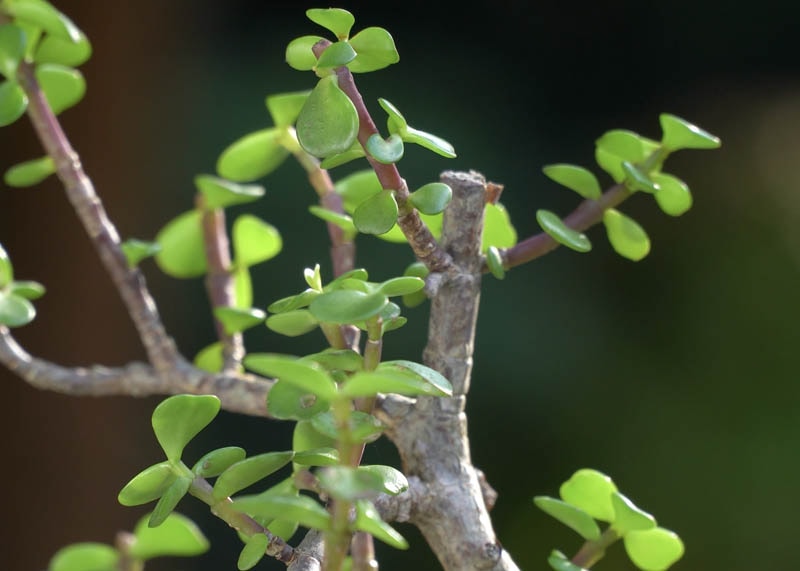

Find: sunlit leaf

[213,306,266,335]
[233,266,252,309]
[306,8,355,38]
[482,203,517,251]
[151,394,221,462]
[302,348,363,372]
[195,175,264,209]
[610,492,656,534]
[192,446,246,478]
[34,31,92,67]
[217,128,290,182]
[377,360,453,396]
[336,169,382,212]
[267,379,330,420]
[309,289,388,324]
[193,341,223,373]
[6,0,82,42]
[266,90,310,128]
[358,465,408,496]
[49,543,118,571]
[233,214,282,268]
[118,462,177,506]
[311,410,384,444]
[341,370,448,398]
[348,27,400,73]
[542,164,602,200]
[213,452,295,500]
[536,210,592,253]
[402,125,456,158]
[0,243,12,287]
[409,182,452,215]
[155,210,206,279]
[603,209,650,261]
[149,476,192,527]
[304,264,322,291]
[377,276,424,297]
[285,35,325,71]
[621,161,659,193]
[0,79,27,126]
[534,496,601,540]
[121,239,160,269]
[624,527,685,571]
[652,173,692,216]
[36,64,85,115]
[267,289,319,313]
[659,113,720,151]
[266,310,319,337]
[238,533,268,571]
[559,468,618,522]
[296,75,359,158]
[244,353,338,401]
[231,494,331,531]
[130,512,209,560]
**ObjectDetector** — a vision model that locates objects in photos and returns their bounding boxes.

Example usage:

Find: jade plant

[0,2,720,571]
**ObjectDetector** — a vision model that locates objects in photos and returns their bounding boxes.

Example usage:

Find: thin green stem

[570,527,620,568]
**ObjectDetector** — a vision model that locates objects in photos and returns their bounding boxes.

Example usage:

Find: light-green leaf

[358,465,408,495]
[306,8,355,39]
[192,446,247,478]
[233,214,282,268]
[402,125,456,158]
[154,210,207,279]
[121,239,161,269]
[238,533,268,571]
[603,209,650,261]
[193,341,223,373]
[5,0,82,42]
[366,133,404,164]
[231,494,331,531]
[296,75,359,158]
[536,210,592,253]
[213,452,295,501]
[316,40,356,68]
[311,410,384,444]
[34,32,92,67]
[623,527,685,571]
[534,496,601,540]
[559,468,618,522]
[542,164,602,200]
[0,79,27,126]
[409,182,452,215]
[482,203,517,251]
[4,156,54,187]
[49,543,118,571]
[0,291,35,327]
[652,173,692,216]
[118,461,177,507]
[268,289,320,313]
[285,35,325,71]
[267,379,330,420]
[130,512,209,560]
[309,289,388,324]
[547,550,588,571]
[318,465,387,501]
[621,161,660,193]
[149,476,192,527]
[610,492,656,534]
[308,205,357,238]
[244,353,338,401]
[213,306,266,335]
[353,189,398,235]
[266,310,319,337]
[266,91,310,128]
[9,280,45,300]
[36,63,85,115]
[354,500,408,549]
[0,24,27,79]
[293,447,339,466]
[348,27,400,73]
[341,370,449,398]
[486,245,505,280]
[0,243,12,287]
[377,360,453,396]
[195,175,264,209]
[217,128,290,182]
[659,113,720,151]
[151,394,221,462]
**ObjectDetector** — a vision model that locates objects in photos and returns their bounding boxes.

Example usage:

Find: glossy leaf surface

[118,462,176,506]
[149,476,192,527]
[309,289,388,324]
[217,128,290,182]
[348,27,400,72]
[233,214,282,268]
[231,494,331,530]
[534,496,601,540]
[0,244,12,287]
[36,64,85,115]
[0,80,27,126]
[341,370,449,398]
[660,113,720,151]
[377,276,424,297]
[316,40,356,68]
[559,468,618,522]
[155,210,206,278]
[0,291,35,327]
[378,360,452,395]
[34,32,92,66]
[486,245,505,279]
[652,173,692,216]
[6,0,82,42]
[610,492,656,534]
[285,35,325,71]
[622,161,660,193]
[402,125,456,158]
[536,210,592,253]
[624,527,685,571]
[296,75,359,158]
[543,164,602,200]
[192,446,246,478]
[603,209,650,261]
[244,354,338,401]
[151,394,221,462]
[353,189,398,234]
[213,306,266,335]
[267,379,330,420]
[306,8,355,38]
[195,175,264,209]
[49,543,118,571]
[213,452,294,500]
[130,512,209,560]
[366,133,404,164]
[409,182,452,214]
[354,500,408,549]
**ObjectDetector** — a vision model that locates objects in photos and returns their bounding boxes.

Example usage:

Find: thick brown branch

[500,183,630,270]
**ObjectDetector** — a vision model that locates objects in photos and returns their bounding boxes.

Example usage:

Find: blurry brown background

[2,1,799,570]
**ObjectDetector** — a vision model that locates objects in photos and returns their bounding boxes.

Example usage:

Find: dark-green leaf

[296,75,359,158]
[353,189,398,235]
[151,394,221,462]
[536,210,592,253]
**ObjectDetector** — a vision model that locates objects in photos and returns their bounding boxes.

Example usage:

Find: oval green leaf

[603,209,650,261]
[308,205,357,238]
[10,280,45,300]
[121,239,161,269]
[316,40,357,68]
[213,451,295,501]
[231,493,331,531]
[192,446,246,478]
[0,79,27,126]
[335,169,382,212]
[610,492,656,534]
[318,465,386,501]
[302,348,363,372]
[311,410,385,444]
[293,419,336,454]
[306,8,355,39]
[155,210,207,278]
[534,496,601,540]
[402,125,456,158]
[548,550,588,571]
[233,214,282,268]
[34,32,92,67]
[296,75,359,158]
[118,461,177,506]
[354,500,408,549]
[621,161,660,194]
[624,527,685,571]
[266,90,310,128]
[130,512,209,560]
[285,35,325,71]
[0,24,27,79]
[358,465,409,496]
[660,113,721,151]
[217,128,290,182]
[195,175,264,209]
[536,209,592,253]
[49,543,118,571]
[293,447,339,466]
[0,291,35,327]
[213,306,266,335]
[482,203,517,251]
[244,353,337,401]
[652,173,692,216]
[542,164,602,200]
[377,276,424,297]
[378,360,453,396]
[409,182,452,215]
[238,533,268,571]
[234,266,252,309]
[309,289,388,324]
[486,245,505,280]
[319,145,366,169]
[268,289,319,313]
[266,309,319,337]
[267,379,330,420]
[348,27,400,73]
[6,1,81,42]
[149,476,192,528]
[151,394,221,462]
[193,341,223,373]
[559,468,618,522]
[0,243,12,287]
[36,64,85,115]
[353,189,398,235]
[366,133,404,164]
[342,370,449,398]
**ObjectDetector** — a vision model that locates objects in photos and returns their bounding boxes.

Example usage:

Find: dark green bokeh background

[2,1,798,570]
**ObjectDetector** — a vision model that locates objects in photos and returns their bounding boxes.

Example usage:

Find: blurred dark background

[2,1,798,570]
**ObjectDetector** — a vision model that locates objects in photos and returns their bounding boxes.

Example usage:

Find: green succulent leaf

[121,239,161,269]
[652,173,692,216]
[377,360,453,396]
[268,379,330,420]
[409,182,452,215]
[312,410,385,444]
[595,130,660,182]
[213,451,295,500]
[0,244,12,287]
[49,543,119,571]
[623,527,685,571]
[118,462,177,507]
[341,370,448,398]
[318,465,387,501]
[5,0,82,42]
[547,550,588,571]
[2,155,52,188]
[377,276,424,297]
[354,500,408,549]
[0,291,35,327]
[308,205,357,238]
[296,75,359,158]
[36,64,85,115]
[559,468,618,522]
[213,306,266,335]
[621,161,660,193]
[233,214,282,268]
[293,419,336,455]
[149,476,192,527]
[325,267,369,289]
[265,90,310,127]
[0,79,27,126]
[266,310,319,337]
[402,125,457,158]
[660,113,720,151]
[216,128,290,182]
[366,133,404,164]
[244,353,338,401]
[378,98,408,133]
[353,189,398,235]
[319,145,366,169]
[603,208,650,261]
[155,210,207,279]
[316,40,356,68]
[401,262,429,307]
[534,496,601,540]
[285,35,326,71]
[130,512,209,560]
[610,492,657,534]
[482,203,517,251]
[542,164,602,200]
[358,465,409,495]
[195,175,264,209]
[335,169,382,211]
[192,446,246,478]
[238,533,268,571]
[302,348,363,372]
[9,280,45,300]
[348,27,400,73]
[231,493,331,531]
[34,31,92,66]
[0,24,27,79]
[306,8,355,39]
[293,447,339,466]
[233,266,253,309]
[193,341,223,373]
[309,289,388,324]
[151,394,221,462]
[268,289,320,314]
[486,245,505,279]
[536,210,592,253]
